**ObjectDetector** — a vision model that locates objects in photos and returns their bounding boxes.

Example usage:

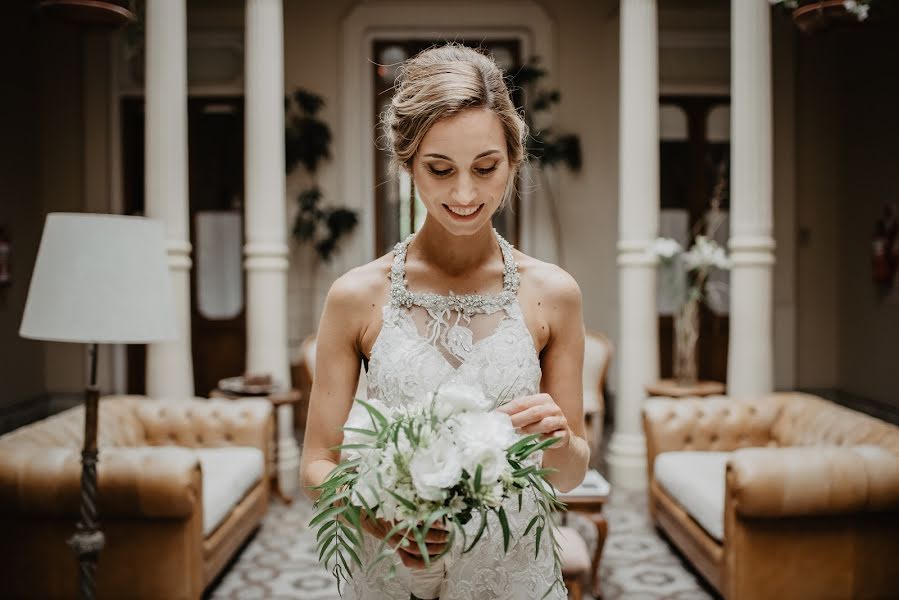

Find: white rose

[433,383,491,418]
[455,410,519,451]
[410,436,463,502]
[463,444,510,484]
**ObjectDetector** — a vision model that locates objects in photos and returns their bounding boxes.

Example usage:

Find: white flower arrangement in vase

[649,234,731,386]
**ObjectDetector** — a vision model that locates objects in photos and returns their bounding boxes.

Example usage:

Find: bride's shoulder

[512,250,582,305]
[324,253,393,312]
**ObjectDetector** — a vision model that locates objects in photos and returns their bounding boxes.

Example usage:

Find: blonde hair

[380,43,528,207]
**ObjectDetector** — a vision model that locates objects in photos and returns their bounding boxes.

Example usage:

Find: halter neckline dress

[346,229,566,600]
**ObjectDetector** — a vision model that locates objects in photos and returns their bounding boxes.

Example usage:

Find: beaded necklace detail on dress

[388,228,520,364]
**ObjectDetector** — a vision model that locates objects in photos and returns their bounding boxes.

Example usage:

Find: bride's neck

[410,218,499,277]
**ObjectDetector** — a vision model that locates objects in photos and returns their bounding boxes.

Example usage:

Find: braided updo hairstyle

[380,43,527,207]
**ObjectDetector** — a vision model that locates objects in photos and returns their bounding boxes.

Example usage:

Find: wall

[795,12,899,407]
[0,0,45,410]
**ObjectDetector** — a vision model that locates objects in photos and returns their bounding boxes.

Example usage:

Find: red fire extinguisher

[0,227,10,290]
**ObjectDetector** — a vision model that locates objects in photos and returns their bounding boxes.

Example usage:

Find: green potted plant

[285,88,358,261]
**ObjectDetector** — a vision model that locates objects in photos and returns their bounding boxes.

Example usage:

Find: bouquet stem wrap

[409,556,450,599]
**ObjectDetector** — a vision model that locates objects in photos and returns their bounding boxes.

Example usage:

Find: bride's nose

[450,173,477,205]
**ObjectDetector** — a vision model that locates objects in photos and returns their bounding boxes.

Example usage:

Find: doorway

[121,96,246,396]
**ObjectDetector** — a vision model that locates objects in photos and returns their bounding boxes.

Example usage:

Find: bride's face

[410,108,511,236]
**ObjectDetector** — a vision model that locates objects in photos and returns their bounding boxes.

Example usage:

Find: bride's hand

[496,393,571,451]
[360,512,450,570]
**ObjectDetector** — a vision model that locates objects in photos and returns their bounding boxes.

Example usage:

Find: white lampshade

[20,213,178,344]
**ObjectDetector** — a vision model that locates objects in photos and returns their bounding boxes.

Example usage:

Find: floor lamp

[19,213,177,600]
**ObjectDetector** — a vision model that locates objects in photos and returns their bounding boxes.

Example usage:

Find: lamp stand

[67,343,104,600]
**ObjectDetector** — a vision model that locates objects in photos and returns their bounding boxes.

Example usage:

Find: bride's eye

[427,165,453,177]
[475,163,499,176]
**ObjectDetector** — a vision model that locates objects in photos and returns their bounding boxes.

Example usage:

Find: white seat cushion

[654,451,729,541]
[195,447,264,536]
[557,525,591,575]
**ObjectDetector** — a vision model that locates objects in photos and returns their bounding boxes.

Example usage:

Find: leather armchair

[643,392,899,600]
[0,395,273,600]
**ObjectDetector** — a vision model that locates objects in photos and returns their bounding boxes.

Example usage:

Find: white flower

[683,236,730,271]
[648,237,683,261]
[455,410,519,453]
[410,436,463,501]
[433,383,491,419]
[464,444,510,484]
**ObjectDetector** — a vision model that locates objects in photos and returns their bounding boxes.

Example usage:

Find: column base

[606,431,647,490]
[276,404,300,498]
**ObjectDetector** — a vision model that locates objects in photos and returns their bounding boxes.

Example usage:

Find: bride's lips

[443,204,484,221]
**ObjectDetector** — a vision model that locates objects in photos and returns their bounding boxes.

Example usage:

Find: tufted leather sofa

[643,392,899,600]
[0,395,273,600]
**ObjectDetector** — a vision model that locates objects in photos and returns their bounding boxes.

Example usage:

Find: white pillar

[607,0,660,489]
[728,0,776,397]
[244,0,298,497]
[144,0,193,399]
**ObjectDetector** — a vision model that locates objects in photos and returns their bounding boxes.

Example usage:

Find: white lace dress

[344,230,567,600]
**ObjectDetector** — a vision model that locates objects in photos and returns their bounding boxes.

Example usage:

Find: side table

[210,388,302,503]
[645,378,725,398]
[557,470,611,598]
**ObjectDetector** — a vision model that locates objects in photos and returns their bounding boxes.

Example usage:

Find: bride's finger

[508,404,556,428]
[520,416,565,435]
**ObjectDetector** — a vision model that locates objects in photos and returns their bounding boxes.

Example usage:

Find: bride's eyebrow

[422,150,502,162]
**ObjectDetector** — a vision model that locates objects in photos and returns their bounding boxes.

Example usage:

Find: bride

[300,43,589,599]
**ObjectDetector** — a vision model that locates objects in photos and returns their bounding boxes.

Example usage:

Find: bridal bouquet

[309,383,566,599]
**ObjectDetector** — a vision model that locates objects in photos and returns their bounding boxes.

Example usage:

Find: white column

[728,0,776,397]
[607,0,660,489]
[244,0,298,497]
[144,0,193,399]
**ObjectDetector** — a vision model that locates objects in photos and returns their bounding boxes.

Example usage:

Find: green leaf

[387,489,417,511]
[342,539,363,568]
[355,398,389,429]
[474,464,482,493]
[519,436,560,459]
[413,528,431,568]
[318,533,337,562]
[309,504,347,528]
[316,518,338,541]
[497,507,511,553]
[535,525,543,560]
[523,515,540,537]
[507,433,541,455]
[512,465,537,478]
[464,510,488,554]
[338,522,360,547]
[342,426,378,437]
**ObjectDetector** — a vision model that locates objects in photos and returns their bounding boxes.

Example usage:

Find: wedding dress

[344,229,567,600]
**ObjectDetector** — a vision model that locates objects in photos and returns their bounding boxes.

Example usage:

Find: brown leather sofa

[643,392,899,600]
[0,395,273,600]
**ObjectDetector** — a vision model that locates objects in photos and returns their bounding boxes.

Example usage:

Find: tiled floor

[207,482,718,600]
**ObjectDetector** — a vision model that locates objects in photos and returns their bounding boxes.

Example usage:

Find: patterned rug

[206,483,718,600]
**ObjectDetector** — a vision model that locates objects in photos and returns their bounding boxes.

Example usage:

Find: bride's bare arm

[299,271,369,502]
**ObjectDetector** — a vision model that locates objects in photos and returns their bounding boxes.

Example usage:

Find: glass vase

[673,296,700,387]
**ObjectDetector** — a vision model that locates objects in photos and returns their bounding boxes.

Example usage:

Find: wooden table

[645,378,725,398]
[558,489,609,598]
[210,388,302,503]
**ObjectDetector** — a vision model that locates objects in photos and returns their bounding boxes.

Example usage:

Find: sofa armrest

[642,396,782,481]
[727,446,899,518]
[135,397,272,453]
[0,446,201,518]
